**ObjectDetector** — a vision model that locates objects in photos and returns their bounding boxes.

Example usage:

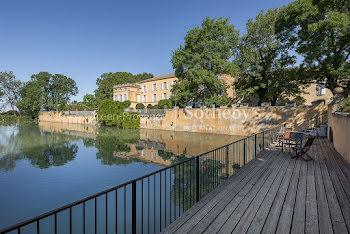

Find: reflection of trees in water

[170,157,225,211]
[0,124,79,171]
[94,127,142,166]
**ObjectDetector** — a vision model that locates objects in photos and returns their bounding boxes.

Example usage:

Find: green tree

[95,72,153,103]
[276,0,350,97]
[0,71,22,112]
[97,100,138,127]
[82,94,97,110]
[16,81,43,118]
[157,99,173,109]
[171,17,239,106]
[50,74,78,109]
[235,9,301,105]
[17,72,78,117]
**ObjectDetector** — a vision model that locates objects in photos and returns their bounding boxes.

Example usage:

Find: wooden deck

[162,138,350,234]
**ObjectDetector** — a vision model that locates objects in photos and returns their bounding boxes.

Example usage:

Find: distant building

[113,73,235,108]
[299,83,333,105]
[113,73,333,108]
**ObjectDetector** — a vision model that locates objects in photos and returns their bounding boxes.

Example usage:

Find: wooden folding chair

[291,136,315,160]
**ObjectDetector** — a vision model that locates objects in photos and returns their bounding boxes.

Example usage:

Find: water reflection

[0,125,79,171]
[0,123,242,171]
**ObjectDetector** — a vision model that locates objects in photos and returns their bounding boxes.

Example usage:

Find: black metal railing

[0,126,281,234]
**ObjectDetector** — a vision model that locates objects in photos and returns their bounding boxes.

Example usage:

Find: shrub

[121,112,140,129]
[122,100,131,108]
[136,103,145,109]
[58,101,67,111]
[341,98,350,113]
[158,99,173,109]
[147,104,153,109]
[98,100,140,128]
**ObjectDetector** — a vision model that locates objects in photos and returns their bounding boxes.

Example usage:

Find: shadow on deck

[162,138,350,234]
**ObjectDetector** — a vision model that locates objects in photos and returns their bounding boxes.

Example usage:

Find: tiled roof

[113,83,140,89]
[138,73,176,83]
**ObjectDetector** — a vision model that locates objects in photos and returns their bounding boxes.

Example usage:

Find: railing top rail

[0,125,282,233]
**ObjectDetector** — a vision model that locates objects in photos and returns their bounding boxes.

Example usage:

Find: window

[143,95,147,103]
[171,81,175,87]
[113,95,116,101]
[153,94,157,102]
[137,95,140,102]
[162,93,168,99]
[143,85,147,92]
[153,83,157,91]
[119,94,123,101]
[163,82,168,90]
[316,84,326,96]
[124,94,128,101]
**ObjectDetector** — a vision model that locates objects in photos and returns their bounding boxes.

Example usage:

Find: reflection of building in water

[39,122,98,140]
[113,144,172,166]
[139,129,242,156]
[38,122,243,167]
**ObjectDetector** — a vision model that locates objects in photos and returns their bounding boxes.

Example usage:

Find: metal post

[243,139,246,165]
[262,132,265,150]
[254,134,257,157]
[225,145,229,178]
[132,181,136,234]
[196,157,200,202]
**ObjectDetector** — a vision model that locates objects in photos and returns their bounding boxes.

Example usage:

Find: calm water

[0,123,242,230]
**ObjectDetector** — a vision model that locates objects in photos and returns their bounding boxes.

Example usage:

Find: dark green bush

[341,98,350,113]
[97,100,140,128]
[136,103,145,109]
[147,104,153,109]
[158,99,173,109]
[121,112,140,129]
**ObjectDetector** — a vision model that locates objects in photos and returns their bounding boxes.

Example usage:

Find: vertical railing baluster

[170,168,172,223]
[262,131,265,150]
[95,197,97,234]
[132,181,136,234]
[55,213,57,234]
[196,157,200,202]
[124,187,126,234]
[148,177,150,234]
[243,138,246,165]
[37,220,39,234]
[106,193,108,234]
[141,179,144,234]
[115,189,118,234]
[154,175,156,233]
[255,134,257,157]
[182,163,184,214]
[83,203,85,234]
[69,207,72,234]
[160,172,162,232]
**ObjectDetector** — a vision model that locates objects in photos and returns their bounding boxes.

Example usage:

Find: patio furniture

[277,127,293,147]
[281,131,304,151]
[291,136,315,160]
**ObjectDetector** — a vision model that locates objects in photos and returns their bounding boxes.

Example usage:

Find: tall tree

[95,72,153,103]
[17,72,78,117]
[50,74,78,109]
[82,94,98,110]
[0,71,22,111]
[234,9,300,105]
[171,17,239,106]
[276,0,350,97]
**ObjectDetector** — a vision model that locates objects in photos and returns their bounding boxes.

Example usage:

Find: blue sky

[0,0,293,101]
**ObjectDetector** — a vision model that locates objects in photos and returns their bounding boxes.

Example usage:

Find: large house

[113,73,235,108]
[113,73,333,108]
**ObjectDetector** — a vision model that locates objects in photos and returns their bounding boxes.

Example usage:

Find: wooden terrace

[162,138,350,234]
